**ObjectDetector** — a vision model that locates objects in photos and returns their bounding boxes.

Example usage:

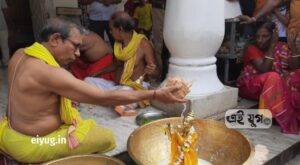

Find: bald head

[110,11,135,32]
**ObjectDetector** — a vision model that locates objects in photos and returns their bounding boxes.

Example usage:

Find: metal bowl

[42,155,125,165]
[128,118,254,165]
[136,110,168,126]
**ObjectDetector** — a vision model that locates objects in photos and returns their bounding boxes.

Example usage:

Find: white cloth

[272,6,287,38]
[88,1,115,21]
[84,77,149,90]
[84,77,150,109]
[114,0,127,12]
[0,30,9,65]
[0,0,7,31]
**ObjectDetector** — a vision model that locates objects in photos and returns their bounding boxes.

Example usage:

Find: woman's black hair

[256,21,276,34]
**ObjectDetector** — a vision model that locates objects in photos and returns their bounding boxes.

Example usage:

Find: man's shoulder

[139,38,152,49]
[13,48,25,56]
[140,37,150,43]
[9,51,65,90]
[22,59,72,90]
[84,32,107,47]
[136,38,154,59]
[9,48,25,67]
[19,55,65,77]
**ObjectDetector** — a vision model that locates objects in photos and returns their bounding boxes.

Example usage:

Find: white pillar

[163,0,225,96]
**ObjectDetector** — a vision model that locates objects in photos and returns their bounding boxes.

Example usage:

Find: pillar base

[166,62,224,95]
[151,86,238,118]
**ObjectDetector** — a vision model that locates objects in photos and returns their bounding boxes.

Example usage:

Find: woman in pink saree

[237,22,300,134]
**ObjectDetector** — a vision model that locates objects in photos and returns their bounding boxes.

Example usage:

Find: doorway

[6,0,34,54]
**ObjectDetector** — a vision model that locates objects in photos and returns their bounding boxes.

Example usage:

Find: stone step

[151,86,239,118]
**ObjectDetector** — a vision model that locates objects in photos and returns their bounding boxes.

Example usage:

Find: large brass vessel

[128,118,254,165]
[42,155,125,165]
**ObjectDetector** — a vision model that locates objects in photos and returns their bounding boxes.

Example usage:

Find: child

[133,0,152,38]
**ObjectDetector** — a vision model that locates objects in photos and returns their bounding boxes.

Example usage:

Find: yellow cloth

[0,116,115,163]
[114,31,150,107]
[134,3,152,31]
[169,128,198,165]
[288,0,300,60]
[288,0,300,30]
[259,95,267,109]
[0,42,116,163]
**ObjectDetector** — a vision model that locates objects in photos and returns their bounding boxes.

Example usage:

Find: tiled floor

[0,68,299,165]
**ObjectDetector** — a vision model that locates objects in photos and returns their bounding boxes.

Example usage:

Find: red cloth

[70,53,115,81]
[238,71,299,134]
[243,45,264,67]
[237,44,300,134]
[286,69,300,112]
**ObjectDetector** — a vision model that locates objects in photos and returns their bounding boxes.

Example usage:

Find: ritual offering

[163,112,202,165]
[127,118,253,165]
[165,77,191,99]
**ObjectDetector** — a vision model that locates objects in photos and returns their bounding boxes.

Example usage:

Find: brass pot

[128,118,254,165]
[42,155,125,165]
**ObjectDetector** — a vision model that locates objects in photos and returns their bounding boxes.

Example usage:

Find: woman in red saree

[286,28,300,128]
[237,22,300,134]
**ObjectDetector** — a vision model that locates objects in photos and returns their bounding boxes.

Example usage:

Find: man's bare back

[80,31,112,63]
[8,50,62,136]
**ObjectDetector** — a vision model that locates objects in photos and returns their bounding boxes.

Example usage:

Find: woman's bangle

[152,90,157,100]
[290,54,300,58]
[265,56,274,60]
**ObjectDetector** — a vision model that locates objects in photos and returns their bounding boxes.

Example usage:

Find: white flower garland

[173,127,196,165]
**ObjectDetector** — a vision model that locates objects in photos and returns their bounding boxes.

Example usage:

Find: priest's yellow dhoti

[0,42,116,163]
[0,117,115,163]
